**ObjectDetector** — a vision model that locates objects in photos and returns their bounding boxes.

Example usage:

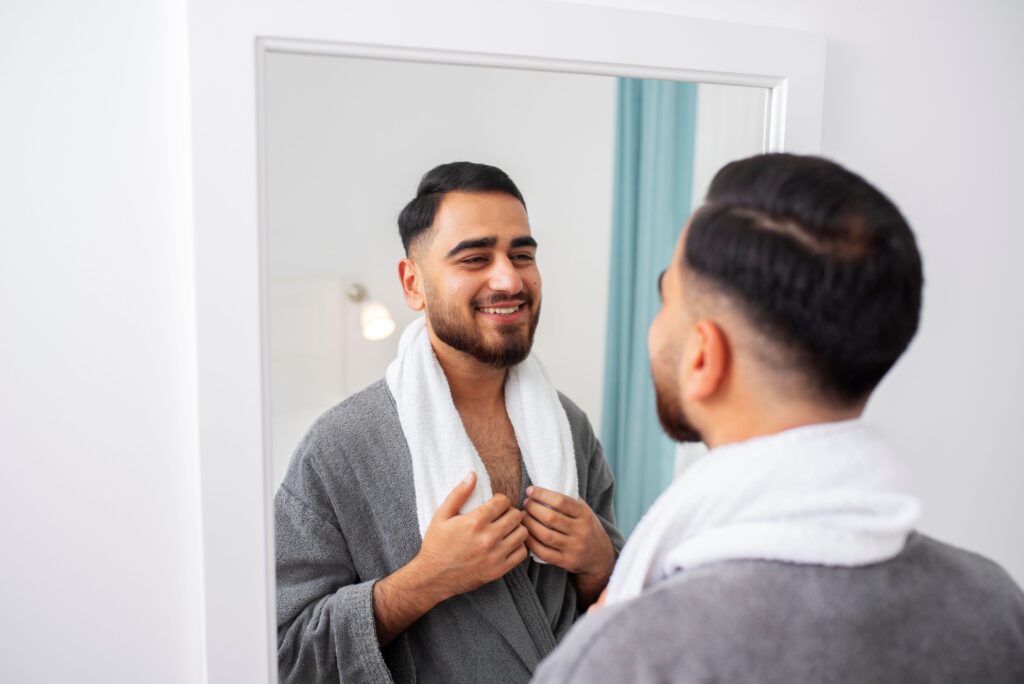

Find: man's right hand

[414,471,529,601]
[372,471,528,646]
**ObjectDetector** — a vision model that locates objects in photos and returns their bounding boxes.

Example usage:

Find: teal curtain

[601,78,698,537]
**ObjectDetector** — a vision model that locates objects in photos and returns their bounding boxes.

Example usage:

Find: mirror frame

[188,3,825,681]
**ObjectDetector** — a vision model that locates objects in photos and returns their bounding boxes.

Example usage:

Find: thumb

[436,471,477,519]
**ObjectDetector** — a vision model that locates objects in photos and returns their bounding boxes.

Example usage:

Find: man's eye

[512,253,535,262]
[461,256,488,265]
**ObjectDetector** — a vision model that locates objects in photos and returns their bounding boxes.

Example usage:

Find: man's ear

[398,258,426,311]
[681,319,729,402]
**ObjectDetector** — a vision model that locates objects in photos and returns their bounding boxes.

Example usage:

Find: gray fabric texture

[275,379,625,684]
[533,532,1024,683]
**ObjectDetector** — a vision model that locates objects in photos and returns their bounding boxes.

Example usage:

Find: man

[275,161,624,683]
[535,154,1024,683]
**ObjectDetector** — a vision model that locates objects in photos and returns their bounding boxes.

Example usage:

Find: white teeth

[480,305,520,315]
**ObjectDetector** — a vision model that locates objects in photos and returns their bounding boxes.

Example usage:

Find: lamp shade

[360,300,395,341]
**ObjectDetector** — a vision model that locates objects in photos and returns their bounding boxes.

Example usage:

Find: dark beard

[655,388,703,443]
[651,349,703,443]
[426,289,541,369]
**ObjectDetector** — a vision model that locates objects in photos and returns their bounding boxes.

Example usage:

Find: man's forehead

[435,190,527,222]
[431,193,531,248]
[436,224,534,246]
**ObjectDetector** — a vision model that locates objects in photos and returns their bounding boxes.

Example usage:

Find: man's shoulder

[311,379,396,437]
[555,390,586,424]
[555,391,596,441]
[905,531,1005,574]
[290,380,403,456]
[899,532,1024,605]
[280,379,401,488]
[538,537,1024,683]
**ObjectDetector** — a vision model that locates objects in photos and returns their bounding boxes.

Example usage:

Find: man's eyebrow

[510,236,538,249]
[658,269,666,299]
[446,236,498,258]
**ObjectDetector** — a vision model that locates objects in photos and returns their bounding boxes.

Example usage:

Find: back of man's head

[685,153,923,406]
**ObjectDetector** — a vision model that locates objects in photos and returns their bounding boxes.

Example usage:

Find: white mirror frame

[188,2,825,681]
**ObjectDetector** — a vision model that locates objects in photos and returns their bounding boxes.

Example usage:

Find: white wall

[0,1,205,682]
[562,0,1024,582]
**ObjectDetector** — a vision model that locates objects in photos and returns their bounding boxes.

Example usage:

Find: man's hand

[415,471,530,599]
[522,485,616,606]
[373,472,528,645]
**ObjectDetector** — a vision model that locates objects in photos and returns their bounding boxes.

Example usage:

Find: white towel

[385,316,579,544]
[605,419,920,605]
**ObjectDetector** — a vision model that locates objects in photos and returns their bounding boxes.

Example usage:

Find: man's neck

[702,400,866,450]
[428,331,507,411]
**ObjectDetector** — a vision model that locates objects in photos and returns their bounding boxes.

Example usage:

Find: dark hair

[684,153,923,405]
[397,161,526,254]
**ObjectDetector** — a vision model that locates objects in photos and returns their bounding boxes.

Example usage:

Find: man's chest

[462,415,523,504]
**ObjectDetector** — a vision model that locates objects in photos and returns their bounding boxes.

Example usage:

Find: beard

[425,287,541,369]
[651,348,704,443]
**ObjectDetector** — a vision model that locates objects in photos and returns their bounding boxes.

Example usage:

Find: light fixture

[346,283,396,341]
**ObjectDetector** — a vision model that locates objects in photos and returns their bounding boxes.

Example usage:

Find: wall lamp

[346,283,395,341]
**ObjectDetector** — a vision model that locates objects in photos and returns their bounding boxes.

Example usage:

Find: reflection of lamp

[346,283,395,341]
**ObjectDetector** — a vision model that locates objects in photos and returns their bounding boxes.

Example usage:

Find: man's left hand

[522,486,616,601]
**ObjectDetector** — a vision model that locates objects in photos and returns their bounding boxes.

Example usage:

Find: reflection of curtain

[601,78,698,537]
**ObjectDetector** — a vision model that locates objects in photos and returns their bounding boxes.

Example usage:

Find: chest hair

[460,410,523,505]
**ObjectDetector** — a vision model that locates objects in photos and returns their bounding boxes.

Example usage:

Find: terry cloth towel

[385,316,579,545]
[605,419,921,605]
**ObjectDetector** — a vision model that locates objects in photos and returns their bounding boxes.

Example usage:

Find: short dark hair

[684,153,924,405]
[398,161,526,255]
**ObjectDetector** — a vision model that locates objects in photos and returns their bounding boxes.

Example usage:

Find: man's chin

[661,422,703,444]
[474,339,533,368]
[474,318,536,350]
[656,401,703,443]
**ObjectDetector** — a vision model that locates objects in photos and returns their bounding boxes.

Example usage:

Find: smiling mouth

[478,304,522,315]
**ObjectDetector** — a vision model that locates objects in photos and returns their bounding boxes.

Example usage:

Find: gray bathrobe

[275,379,625,683]
[533,532,1024,683]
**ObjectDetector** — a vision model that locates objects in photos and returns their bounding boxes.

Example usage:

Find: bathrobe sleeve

[274,429,394,684]
[584,424,627,557]
[560,393,625,557]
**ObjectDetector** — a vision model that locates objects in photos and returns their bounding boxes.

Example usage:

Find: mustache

[472,293,533,308]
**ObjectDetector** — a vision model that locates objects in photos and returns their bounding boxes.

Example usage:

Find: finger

[525,533,563,564]
[505,542,529,566]
[437,471,478,519]
[472,493,513,522]
[523,513,568,549]
[498,523,529,556]
[492,506,526,538]
[524,498,572,534]
[525,486,581,518]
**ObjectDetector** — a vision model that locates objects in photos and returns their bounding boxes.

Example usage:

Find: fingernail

[526,486,534,496]
[463,471,475,484]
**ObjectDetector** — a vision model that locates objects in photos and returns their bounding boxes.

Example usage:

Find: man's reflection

[275,162,623,683]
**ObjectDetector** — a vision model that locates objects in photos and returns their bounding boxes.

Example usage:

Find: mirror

[264,52,768,488]
[264,50,768,680]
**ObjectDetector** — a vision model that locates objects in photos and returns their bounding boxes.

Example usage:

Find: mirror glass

[264,52,769,490]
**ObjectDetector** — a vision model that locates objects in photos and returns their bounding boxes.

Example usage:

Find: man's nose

[488,255,524,294]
